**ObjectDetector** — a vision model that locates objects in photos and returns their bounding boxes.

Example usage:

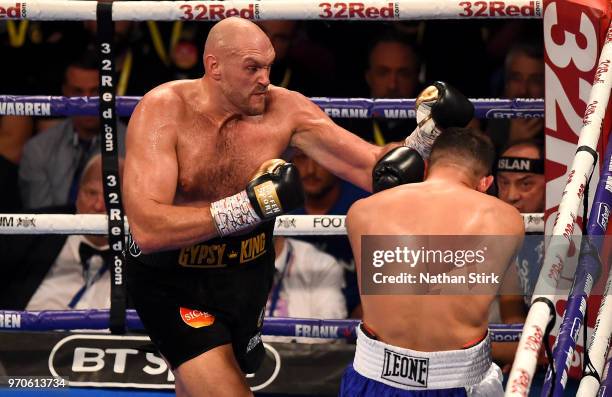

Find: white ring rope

[0,0,543,21]
[505,24,612,397]
[0,213,545,235]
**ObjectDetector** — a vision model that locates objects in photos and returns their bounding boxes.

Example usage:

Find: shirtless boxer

[342,127,524,396]
[123,17,473,397]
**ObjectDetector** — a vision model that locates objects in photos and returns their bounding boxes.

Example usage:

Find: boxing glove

[211,159,304,237]
[246,159,304,219]
[417,81,474,130]
[405,81,474,160]
[372,147,425,193]
[372,82,473,192]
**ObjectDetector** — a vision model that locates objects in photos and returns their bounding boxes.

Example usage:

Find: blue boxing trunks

[340,324,503,396]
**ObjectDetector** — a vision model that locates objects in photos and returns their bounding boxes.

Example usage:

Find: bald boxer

[123,17,473,397]
[342,127,524,396]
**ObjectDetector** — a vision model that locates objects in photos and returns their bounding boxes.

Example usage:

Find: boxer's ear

[477,175,494,193]
[205,54,221,80]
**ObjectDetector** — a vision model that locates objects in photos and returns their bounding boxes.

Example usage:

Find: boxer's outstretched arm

[288,92,395,192]
[123,91,218,253]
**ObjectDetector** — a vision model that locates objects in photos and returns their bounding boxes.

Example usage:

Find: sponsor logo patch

[381,349,428,387]
[597,202,610,230]
[179,308,215,328]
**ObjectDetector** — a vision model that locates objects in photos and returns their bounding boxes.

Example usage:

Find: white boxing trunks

[340,324,503,396]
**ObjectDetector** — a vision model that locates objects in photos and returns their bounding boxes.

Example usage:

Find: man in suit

[18,51,127,209]
[0,154,123,310]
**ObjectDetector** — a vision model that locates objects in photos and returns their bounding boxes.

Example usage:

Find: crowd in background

[0,17,546,373]
[0,17,545,208]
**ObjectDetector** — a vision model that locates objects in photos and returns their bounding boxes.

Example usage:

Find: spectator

[487,42,544,154]
[0,116,34,212]
[494,140,583,395]
[83,22,171,96]
[161,21,208,81]
[290,149,369,318]
[503,44,545,100]
[267,237,346,320]
[495,139,545,332]
[257,20,329,96]
[497,139,545,213]
[502,138,595,395]
[365,34,420,100]
[342,31,420,145]
[0,155,123,310]
[18,50,127,209]
[491,139,544,372]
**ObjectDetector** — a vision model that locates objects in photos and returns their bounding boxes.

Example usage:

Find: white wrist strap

[404,100,440,160]
[210,190,261,237]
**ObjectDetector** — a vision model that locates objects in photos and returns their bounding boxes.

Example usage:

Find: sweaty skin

[346,166,524,352]
[124,17,390,254]
[123,17,393,397]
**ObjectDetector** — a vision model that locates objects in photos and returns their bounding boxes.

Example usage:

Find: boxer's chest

[175,116,292,202]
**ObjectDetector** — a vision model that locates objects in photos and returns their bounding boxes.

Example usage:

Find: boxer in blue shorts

[343,127,525,396]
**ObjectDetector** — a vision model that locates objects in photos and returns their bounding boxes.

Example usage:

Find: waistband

[127,221,275,269]
[353,324,492,390]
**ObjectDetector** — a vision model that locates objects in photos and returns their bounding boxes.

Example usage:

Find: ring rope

[0,95,544,119]
[0,309,525,341]
[0,0,543,21]
[600,357,612,394]
[0,213,545,235]
[543,133,612,395]
[505,23,612,397]
[576,273,612,397]
[576,263,612,396]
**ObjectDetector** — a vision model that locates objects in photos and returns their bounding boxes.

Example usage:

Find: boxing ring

[0,0,611,396]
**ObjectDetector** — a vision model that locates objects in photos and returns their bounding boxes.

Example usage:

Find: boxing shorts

[125,222,275,373]
[340,324,503,396]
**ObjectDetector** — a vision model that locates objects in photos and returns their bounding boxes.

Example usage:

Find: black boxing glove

[246,159,304,218]
[372,146,425,193]
[423,81,474,129]
[372,82,473,192]
[210,159,304,237]
[405,81,474,159]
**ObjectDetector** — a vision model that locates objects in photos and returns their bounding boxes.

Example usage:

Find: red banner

[543,0,611,379]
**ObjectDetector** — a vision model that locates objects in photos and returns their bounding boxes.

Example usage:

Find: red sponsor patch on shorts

[179,307,215,328]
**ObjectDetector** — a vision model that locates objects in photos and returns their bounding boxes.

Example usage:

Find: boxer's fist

[372,147,425,193]
[210,159,304,237]
[246,159,304,219]
[405,81,474,160]
[416,81,473,131]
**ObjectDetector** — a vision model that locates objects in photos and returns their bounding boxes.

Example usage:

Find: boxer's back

[347,180,523,351]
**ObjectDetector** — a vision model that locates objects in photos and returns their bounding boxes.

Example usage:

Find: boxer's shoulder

[268,85,322,115]
[137,80,191,115]
[346,196,373,229]
[478,195,524,234]
[144,79,193,99]
[496,200,525,234]
[269,87,333,138]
